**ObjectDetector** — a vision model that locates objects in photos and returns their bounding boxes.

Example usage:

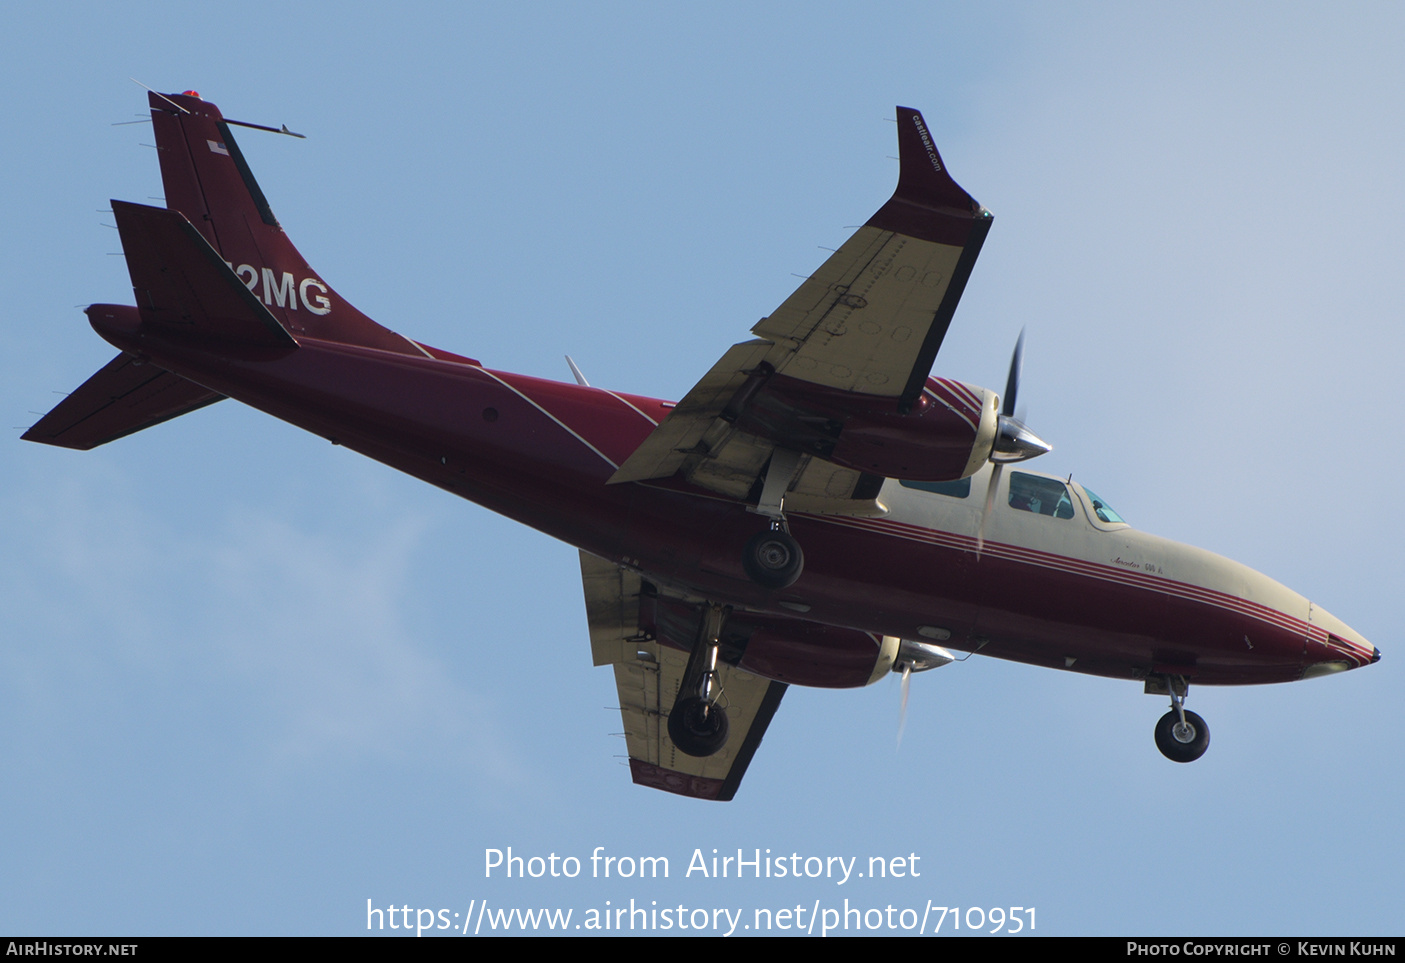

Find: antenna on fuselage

[223,118,307,139]
[565,356,590,387]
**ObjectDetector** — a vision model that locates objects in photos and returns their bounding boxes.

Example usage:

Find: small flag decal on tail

[206,140,229,156]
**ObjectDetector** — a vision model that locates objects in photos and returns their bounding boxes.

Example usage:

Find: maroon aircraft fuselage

[82,300,1365,688]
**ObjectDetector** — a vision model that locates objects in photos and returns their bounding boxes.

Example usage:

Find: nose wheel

[1150,674,1210,762]
[1154,708,1210,762]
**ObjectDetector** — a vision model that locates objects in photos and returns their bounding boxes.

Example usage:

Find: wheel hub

[742,528,805,588]
[757,541,791,569]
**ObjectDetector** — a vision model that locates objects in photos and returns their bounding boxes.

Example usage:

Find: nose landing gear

[1149,674,1210,762]
[1154,708,1210,762]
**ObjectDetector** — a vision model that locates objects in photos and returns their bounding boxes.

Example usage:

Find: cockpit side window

[1008,472,1075,519]
[899,477,971,498]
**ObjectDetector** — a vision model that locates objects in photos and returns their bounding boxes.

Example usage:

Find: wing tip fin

[867,107,990,246]
[890,106,981,211]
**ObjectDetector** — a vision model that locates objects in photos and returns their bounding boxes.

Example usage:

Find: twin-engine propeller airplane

[25,92,1379,800]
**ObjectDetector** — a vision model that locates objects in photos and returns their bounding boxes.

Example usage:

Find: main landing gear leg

[668,603,731,757]
[742,448,806,589]
[1151,674,1210,763]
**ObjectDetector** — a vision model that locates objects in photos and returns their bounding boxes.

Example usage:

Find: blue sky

[3,2,1400,936]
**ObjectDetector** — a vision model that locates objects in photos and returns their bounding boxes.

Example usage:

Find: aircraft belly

[972,544,1316,684]
[774,514,982,644]
[792,512,1316,686]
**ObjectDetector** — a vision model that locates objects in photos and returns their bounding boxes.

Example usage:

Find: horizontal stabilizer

[22,352,223,450]
[113,200,298,350]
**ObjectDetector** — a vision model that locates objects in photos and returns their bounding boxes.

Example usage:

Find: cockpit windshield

[1080,486,1126,524]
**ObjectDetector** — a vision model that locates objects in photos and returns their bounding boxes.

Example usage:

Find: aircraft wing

[580,552,786,801]
[609,107,990,511]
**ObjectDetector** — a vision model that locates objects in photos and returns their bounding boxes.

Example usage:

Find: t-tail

[23,91,432,451]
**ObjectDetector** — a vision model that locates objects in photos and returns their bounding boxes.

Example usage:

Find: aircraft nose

[1302,603,1378,678]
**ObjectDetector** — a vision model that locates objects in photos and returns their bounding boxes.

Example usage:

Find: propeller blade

[897,664,912,747]
[990,329,1051,465]
[1002,328,1025,418]
[977,463,1003,559]
[983,330,1045,557]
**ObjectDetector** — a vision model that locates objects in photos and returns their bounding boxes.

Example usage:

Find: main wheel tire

[742,529,805,589]
[1154,709,1210,763]
[668,696,730,757]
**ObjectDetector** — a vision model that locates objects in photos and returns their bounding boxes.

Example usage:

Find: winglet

[866,107,990,247]
[865,107,994,410]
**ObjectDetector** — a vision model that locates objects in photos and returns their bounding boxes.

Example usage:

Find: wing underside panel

[607,341,888,514]
[606,340,774,486]
[607,107,988,514]
[752,225,969,401]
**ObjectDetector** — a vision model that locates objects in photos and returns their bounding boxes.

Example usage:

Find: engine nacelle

[734,373,999,482]
[644,597,954,689]
[737,624,901,688]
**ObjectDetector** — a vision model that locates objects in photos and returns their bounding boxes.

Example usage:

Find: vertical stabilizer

[147,91,429,357]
